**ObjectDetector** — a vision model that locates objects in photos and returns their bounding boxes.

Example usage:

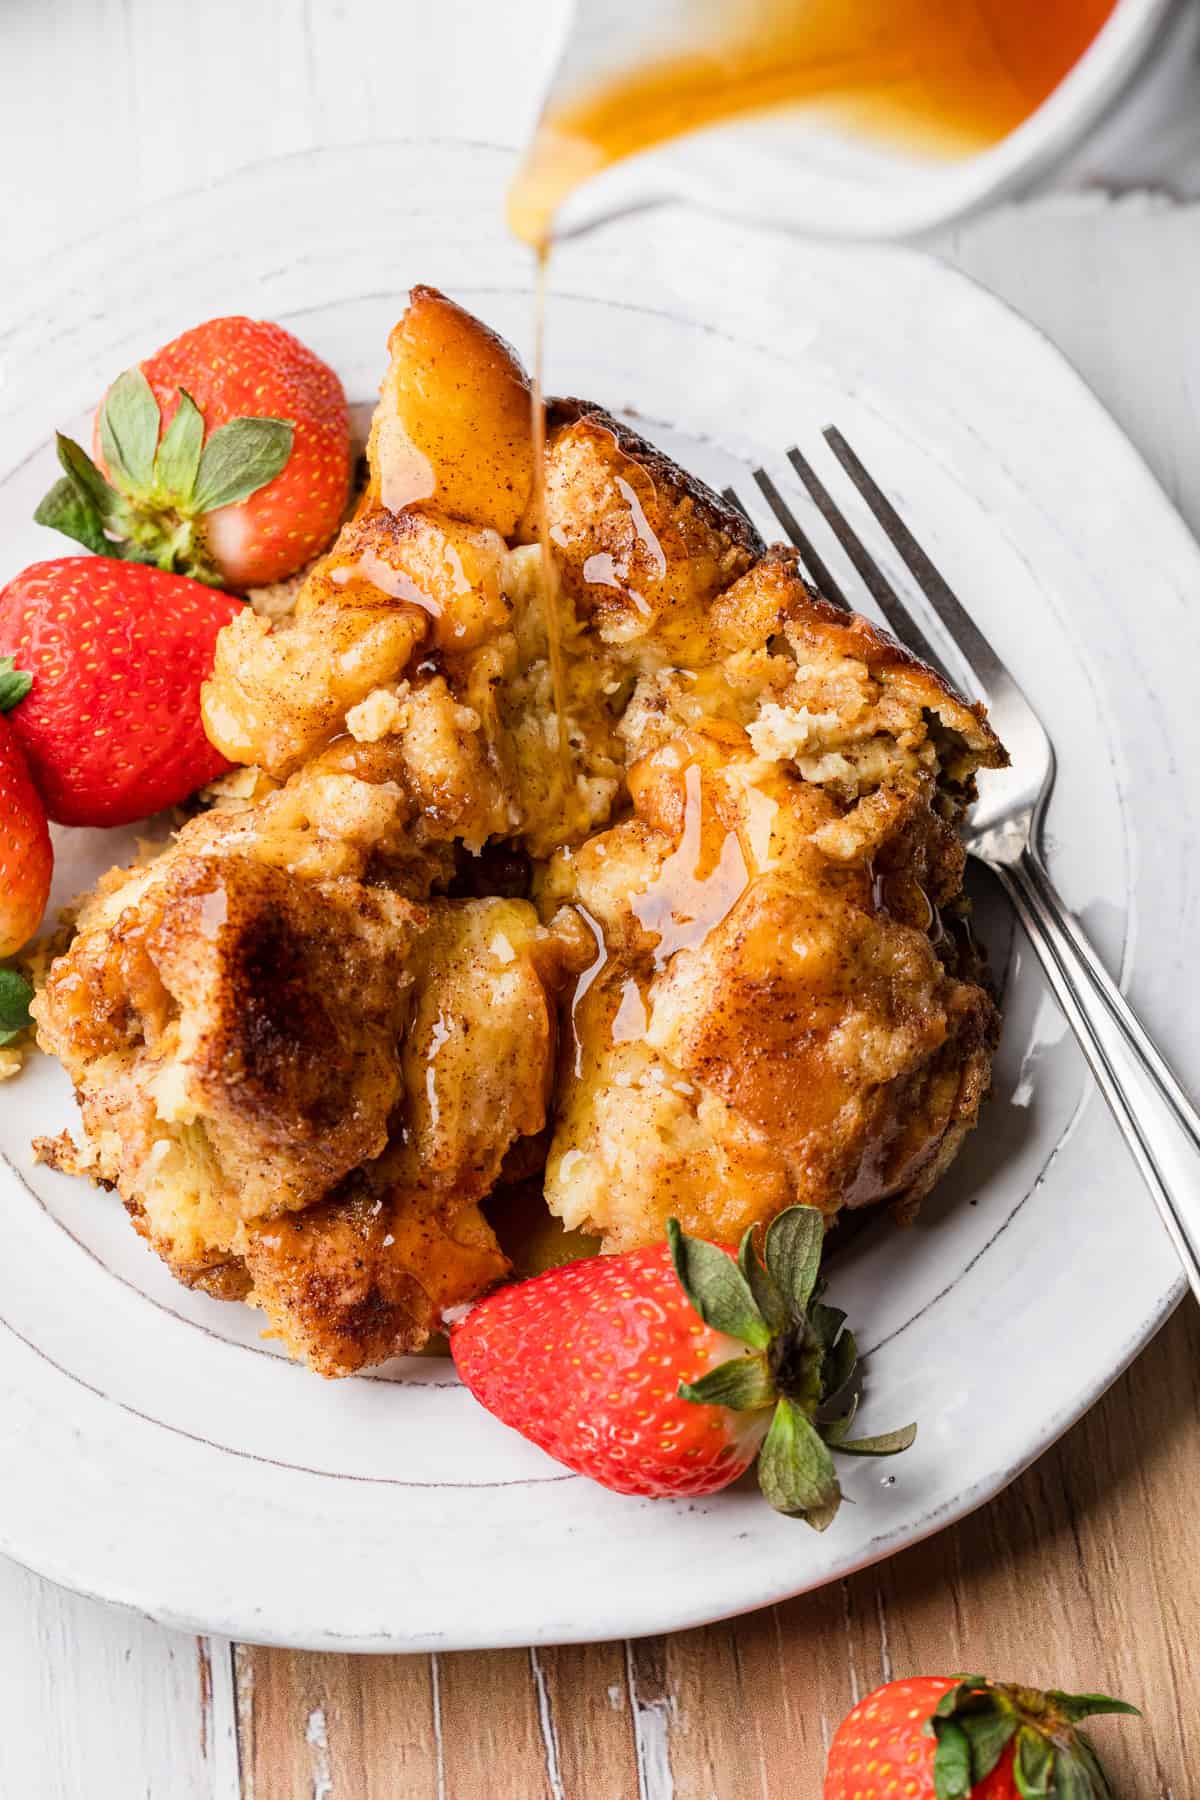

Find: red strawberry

[0,558,240,826]
[824,1675,1140,1799]
[0,659,52,957]
[452,1206,915,1524]
[35,317,350,590]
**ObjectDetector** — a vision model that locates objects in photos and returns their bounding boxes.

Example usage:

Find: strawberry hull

[824,1675,1140,1798]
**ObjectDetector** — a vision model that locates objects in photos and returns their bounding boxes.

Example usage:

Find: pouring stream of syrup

[530,245,577,822]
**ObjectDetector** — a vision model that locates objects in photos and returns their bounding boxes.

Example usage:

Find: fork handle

[990,849,1200,1300]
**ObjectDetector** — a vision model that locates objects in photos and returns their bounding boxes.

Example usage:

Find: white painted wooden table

[4,2,1199,1793]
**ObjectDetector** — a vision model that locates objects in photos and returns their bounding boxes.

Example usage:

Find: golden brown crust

[151,855,417,1189]
[543,730,999,1251]
[35,289,1008,1374]
[519,399,763,657]
[368,285,535,534]
[724,549,1006,772]
[240,1184,507,1378]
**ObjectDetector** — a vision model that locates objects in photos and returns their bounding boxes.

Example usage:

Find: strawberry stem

[925,1678,1141,1799]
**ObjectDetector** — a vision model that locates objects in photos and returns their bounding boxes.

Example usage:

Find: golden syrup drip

[329,547,446,616]
[530,246,576,827]
[562,763,766,1080]
[568,907,609,1079]
[631,763,751,970]
[509,0,1117,248]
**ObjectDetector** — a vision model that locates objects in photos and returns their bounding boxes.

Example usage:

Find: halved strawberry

[452,1205,915,1525]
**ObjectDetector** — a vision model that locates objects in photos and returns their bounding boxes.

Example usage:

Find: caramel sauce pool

[509,0,1116,247]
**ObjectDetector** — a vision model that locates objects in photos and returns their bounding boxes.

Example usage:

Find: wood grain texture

[235,1643,439,1799]
[0,1561,238,1799]
[240,1302,1199,1797]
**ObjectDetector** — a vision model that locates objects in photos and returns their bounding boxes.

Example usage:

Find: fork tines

[730,441,962,686]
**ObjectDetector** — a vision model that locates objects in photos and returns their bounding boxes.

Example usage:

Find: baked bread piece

[541,554,1001,1249]
[34,285,1005,1374]
[34,754,584,1373]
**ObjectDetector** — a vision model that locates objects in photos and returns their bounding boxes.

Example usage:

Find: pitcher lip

[548,0,1188,246]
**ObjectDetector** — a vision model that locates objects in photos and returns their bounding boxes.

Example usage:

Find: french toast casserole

[31,287,1006,1377]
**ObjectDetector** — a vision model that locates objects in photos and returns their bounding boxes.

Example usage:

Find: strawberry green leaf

[99,368,162,493]
[1013,1725,1056,1797]
[33,474,111,555]
[154,389,204,499]
[818,1323,857,1409]
[961,1711,1019,1781]
[0,656,33,713]
[756,1395,841,1526]
[1049,1693,1141,1723]
[0,968,33,1046]
[931,1680,990,1720]
[191,416,294,512]
[822,1393,859,1444]
[924,1681,1132,1800]
[737,1227,789,1332]
[764,1206,825,1316]
[1073,1733,1120,1798]
[932,1721,973,1799]
[808,1298,847,1351]
[836,1422,918,1456]
[55,433,123,519]
[678,1352,775,1412]
[667,1219,771,1348]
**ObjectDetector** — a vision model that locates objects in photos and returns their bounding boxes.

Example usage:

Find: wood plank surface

[0,1562,238,1799]
[239,1301,1199,1798]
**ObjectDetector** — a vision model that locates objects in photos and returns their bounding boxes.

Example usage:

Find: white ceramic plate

[1,142,1195,1652]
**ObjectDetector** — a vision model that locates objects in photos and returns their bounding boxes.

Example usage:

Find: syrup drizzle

[569,907,609,1079]
[330,547,448,615]
[563,760,760,1081]
[530,246,575,821]
[631,764,750,970]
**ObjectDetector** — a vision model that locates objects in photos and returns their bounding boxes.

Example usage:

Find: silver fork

[727,431,1200,1300]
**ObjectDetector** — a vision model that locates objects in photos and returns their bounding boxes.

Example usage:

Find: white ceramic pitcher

[534,0,1200,243]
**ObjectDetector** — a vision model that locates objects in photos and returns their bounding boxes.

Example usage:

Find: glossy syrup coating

[35,289,1006,1375]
